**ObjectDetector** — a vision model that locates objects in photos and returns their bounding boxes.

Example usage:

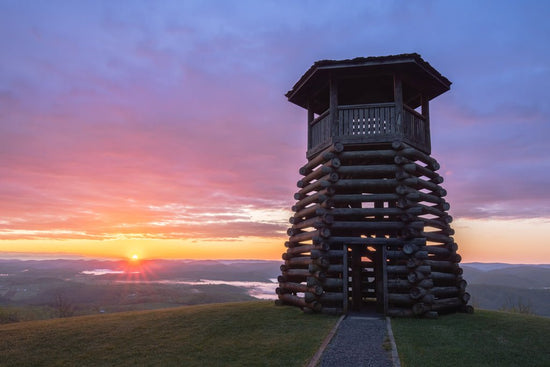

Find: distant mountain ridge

[0,258,282,282]
[462,263,550,289]
[1,259,548,317]
[463,262,550,271]
[461,263,550,316]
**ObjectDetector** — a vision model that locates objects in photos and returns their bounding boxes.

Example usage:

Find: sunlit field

[0,301,337,367]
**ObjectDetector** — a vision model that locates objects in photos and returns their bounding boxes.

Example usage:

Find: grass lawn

[0,301,338,367]
[5,301,548,367]
[392,309,550,367]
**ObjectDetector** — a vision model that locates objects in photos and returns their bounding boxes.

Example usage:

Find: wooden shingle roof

[286,53,451,110]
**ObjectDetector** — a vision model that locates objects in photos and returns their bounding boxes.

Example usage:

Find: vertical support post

[343,244,349,314]
[421,95,431,154]
[381,245,388,314]
[351,245,362,311]
[329,75,339,140]
[374,201,386,314]
[307,104,314,151]
[393,74,403,135]
[375,201,384,237]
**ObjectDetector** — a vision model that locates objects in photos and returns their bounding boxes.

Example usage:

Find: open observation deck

[285,54,451,158]
[307,102,429,158]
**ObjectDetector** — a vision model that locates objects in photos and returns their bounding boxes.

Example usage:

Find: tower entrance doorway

[345,244,387,314]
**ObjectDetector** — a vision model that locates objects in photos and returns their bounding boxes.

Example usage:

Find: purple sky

[1,1,549,260]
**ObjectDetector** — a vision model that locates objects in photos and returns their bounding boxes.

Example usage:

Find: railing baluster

[326,114,331,141]
[351,108,356,135]
[357,108,361,135]
[369,107,375,135]
[338,109,342,136]
[323,112,328,140]
[390,106,395,133]
[380,107,386,134]
[363,108,368,135]
[365,108,370,135]
[375,107,380,135]
[359,108,366,135]
[384,107,388,133]
[376,108,380,134]
[348,110,353,135]
[353,109,359,135]
[315,120,323,145]
[343,109,348,136]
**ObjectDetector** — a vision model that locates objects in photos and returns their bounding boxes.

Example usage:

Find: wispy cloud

[0,1,549,253]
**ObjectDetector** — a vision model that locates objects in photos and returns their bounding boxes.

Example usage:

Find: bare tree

[499,296,534,315]
[54,292,74,318]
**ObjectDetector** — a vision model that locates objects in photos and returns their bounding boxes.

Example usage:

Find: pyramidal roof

[286,53,451,109]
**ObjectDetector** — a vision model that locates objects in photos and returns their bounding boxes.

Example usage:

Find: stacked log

[275,143,343,313]
[277,141,470,317]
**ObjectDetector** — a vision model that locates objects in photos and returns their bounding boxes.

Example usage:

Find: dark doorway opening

[346,244,387,315]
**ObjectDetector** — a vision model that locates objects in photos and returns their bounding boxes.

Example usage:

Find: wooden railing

[403,105,430,151]
[338,103,397,137]
[309,110,331,150]
[307,103,430,157]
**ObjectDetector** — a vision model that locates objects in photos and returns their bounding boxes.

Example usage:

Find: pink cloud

[1,0,549,251]
[0,58,301,242]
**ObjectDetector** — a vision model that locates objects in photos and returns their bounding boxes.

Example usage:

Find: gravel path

[318,315,394,367]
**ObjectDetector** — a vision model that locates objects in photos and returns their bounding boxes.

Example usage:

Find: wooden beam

[393,73,404,134]
[329,75,339,138]
[343,245,349,313]
[421,94,431,153]
[307,104,314,150]
[351,246,362,311]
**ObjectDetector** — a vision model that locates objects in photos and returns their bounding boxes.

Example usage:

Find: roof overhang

[286,53,452,110]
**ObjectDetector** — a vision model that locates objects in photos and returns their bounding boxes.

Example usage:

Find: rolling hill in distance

[461,263,550,316]
[0,258,548,320]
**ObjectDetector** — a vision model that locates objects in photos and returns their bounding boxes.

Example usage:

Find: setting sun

[131,254,139,261]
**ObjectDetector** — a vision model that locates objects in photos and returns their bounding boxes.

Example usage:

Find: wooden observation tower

[276,54,471,317]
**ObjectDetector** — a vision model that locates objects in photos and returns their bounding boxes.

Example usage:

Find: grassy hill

[0,259,277,320]
[392,310,550,367]
[462,264,550,289]
[0,301,336,367]
[467,284,550,316]
[1,301,549,366]
[461,264,550,316]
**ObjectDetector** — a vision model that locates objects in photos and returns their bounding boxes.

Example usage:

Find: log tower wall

[275,54,472,317]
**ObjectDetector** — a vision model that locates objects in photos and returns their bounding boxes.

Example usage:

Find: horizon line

[0,252,548,266]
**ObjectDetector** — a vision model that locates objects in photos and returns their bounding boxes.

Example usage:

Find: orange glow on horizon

[452,218,550,264]
[0,236,285,261]
[0,219,549,264]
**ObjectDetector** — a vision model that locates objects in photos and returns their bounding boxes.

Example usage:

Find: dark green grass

[392,309,550,367]
[0,305,55,323]
[0,301,337,367]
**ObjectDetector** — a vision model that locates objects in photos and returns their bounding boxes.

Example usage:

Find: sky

[1,1,549,263]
